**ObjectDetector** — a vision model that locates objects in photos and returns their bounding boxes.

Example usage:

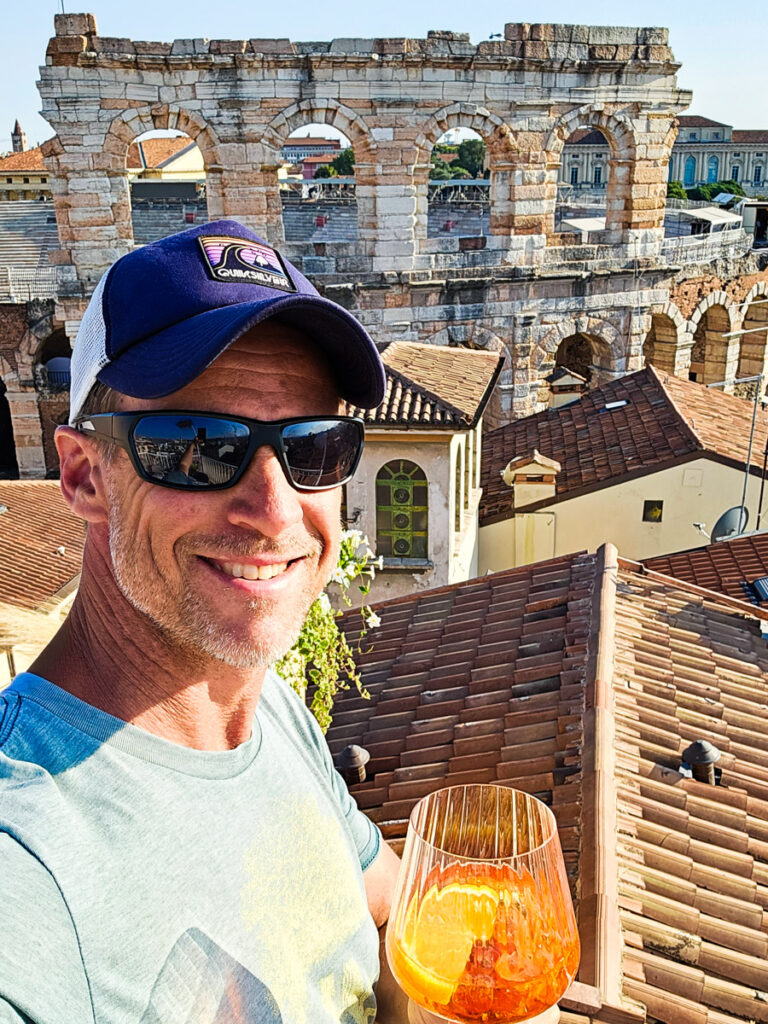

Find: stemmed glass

[385,784,580,1024]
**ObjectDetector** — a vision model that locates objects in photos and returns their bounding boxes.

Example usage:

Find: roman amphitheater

[2,12,768,475]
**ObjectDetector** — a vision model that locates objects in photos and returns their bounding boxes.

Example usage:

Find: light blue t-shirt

[0,671,382,1024]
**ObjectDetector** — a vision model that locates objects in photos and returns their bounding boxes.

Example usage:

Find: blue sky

[3,1,765,150]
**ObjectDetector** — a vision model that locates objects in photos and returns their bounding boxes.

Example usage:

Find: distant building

[345,342,503,604]
[479,366,768,570]
[0,146,49,201]
[11,121,26,155]
[281,137,341,162]
[562,116,768,192]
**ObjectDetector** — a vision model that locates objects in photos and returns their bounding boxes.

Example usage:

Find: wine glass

[385,783,580,1024]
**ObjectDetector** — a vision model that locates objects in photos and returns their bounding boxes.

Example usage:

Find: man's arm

[364,841,410,1023]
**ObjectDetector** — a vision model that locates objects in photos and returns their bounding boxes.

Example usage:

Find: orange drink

[386,785,579,1023]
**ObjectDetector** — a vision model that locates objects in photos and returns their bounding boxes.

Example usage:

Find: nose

[225,444,304,536]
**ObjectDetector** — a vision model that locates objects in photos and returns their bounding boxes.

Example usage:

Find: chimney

[501,449,561,509]
[336,744,370,785]
[546,366,588,409]
[11,120,26,154]
[682,739,721,785]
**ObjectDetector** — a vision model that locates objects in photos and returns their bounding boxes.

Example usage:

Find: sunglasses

[75,412,365,492]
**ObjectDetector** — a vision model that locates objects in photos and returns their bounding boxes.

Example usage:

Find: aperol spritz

[386,784,579,1023]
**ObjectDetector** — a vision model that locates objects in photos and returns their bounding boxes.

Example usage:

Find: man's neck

[29,560,267,752]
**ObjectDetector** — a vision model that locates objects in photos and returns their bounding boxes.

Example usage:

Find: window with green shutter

[376,460,428,559]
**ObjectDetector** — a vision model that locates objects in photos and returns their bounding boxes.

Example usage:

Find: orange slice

[398,881,500,1005]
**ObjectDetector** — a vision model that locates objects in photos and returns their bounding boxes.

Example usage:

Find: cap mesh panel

[68,271,111,424]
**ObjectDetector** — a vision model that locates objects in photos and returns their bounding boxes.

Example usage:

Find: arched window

[684,156,696,186]
[707,156,719,183]
[376,460,428,559]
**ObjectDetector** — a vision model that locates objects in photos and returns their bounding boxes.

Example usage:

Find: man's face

[100,322,344,668]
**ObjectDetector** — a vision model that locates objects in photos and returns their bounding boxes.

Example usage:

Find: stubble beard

[107,492,324,670]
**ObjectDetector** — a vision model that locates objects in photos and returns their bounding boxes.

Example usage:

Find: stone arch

[545,106,638,240]
[417,324,511,429]
[533,315,626,377]
[102,103,221,169]
[738,282,768,388]
[413,103,516,241]
[263,99,374,159]
[262,99,376,248]
[545,106,636,164]
[643,303,687,376]
[688,293,740,389]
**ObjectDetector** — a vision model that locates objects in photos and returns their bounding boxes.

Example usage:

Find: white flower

[365,611,381,629]
[343,528,363,546]
[317,593,332,613]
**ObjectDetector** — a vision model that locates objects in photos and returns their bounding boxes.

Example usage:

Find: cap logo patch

[198,236,296,292]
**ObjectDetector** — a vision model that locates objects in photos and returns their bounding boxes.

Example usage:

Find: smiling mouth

[206,559,295,581]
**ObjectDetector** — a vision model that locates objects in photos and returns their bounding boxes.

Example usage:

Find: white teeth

[216,560,289,581]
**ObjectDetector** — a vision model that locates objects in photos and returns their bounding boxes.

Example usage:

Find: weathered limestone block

[54,12,97,36]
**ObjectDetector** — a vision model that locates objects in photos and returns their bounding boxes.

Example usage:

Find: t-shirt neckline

[7,672,263,779]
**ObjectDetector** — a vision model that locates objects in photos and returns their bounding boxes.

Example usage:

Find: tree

[429,162,455,180]
[667,180,686,199]
[313,164,336,179]
[331,147,355,176]
[686,179,746,202]
[456,138,486,179]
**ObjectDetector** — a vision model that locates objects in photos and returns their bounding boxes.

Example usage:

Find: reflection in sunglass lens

[133,415,250,488]
[282,419,361,489]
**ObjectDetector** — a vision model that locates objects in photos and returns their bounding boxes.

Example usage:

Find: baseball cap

[68,219,386,424]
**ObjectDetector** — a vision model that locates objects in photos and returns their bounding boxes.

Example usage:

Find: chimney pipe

[336,744,370,786]
[682,739,721,785]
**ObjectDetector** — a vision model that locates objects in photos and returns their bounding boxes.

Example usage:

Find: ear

[55,425,110,524]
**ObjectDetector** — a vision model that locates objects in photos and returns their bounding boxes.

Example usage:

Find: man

[0,221,403,1024]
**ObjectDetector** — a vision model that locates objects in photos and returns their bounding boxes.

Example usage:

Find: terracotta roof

[328,544,768,1022]
[642,531,768,606]
[0,146,46,172]
[284,138,341,149]
[732,130,768,145]
[480,366,768,525]
[300,153,337,164]
[0,481,83,612]
[348,343,504,428]
[126,136,197,169]
[568,129,608,146]
[677,116,731,128]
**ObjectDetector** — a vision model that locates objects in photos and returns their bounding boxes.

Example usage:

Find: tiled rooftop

[349,342,503,428]
[329,545,768,1022]
[480,366,768,525]
[732,130,768,145]
[643,532,768,607]
[126,136,197,170]
[0,145,46,172]
[677,116,730,129]
[0,481,83,612]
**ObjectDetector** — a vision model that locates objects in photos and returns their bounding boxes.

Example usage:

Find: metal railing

[660,228,751,264]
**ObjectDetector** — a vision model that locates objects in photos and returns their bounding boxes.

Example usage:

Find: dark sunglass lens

[281,420,361,489]
[133,416,250,487]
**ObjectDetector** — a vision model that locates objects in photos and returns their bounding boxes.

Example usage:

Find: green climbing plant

[274,529,382,732]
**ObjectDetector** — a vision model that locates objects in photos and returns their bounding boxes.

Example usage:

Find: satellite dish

[711,505,749,543]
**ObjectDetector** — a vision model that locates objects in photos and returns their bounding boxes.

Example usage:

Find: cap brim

[97,293,385,409]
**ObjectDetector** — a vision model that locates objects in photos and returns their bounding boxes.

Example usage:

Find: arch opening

[643,314,680,376]
[690,305,734,387]
[556,127,611,239]
[0,381,19,480]
[34,327,71,392]
[737,295,768,398]
[129,129,208,245]
[427,128,489,239]
[555,332,611,385]
[280,123,357,244]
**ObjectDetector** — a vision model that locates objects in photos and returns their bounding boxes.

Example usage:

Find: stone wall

[27,14,768,433]
[0,300,59,477]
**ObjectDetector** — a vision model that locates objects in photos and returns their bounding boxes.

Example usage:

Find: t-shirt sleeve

[0,835,93,1024]
[266,673,382,872]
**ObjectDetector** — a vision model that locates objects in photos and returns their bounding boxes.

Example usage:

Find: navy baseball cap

[68,219,386,423]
